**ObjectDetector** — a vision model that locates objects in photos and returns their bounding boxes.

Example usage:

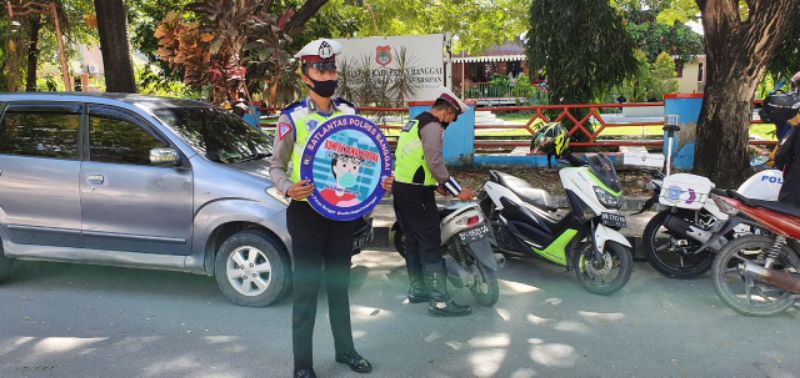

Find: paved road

[1,248,798,378]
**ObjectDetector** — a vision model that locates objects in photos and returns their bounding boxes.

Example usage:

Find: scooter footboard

[594,224,631,252]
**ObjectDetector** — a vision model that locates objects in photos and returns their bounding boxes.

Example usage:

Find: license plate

[601,212,627,228]
[458,224,489,244]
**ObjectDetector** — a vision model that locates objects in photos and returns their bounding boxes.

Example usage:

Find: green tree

[649,51,679,99]
[526,0,640,105]
[767,4,800,80]
[682,0,797,187]
[1,0,97,92]
[615,49,651,102]
[627,22,703,63]
[354,0,528,54]
[95,0,137,92]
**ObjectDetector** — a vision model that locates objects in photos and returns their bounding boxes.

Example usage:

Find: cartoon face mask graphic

[331,155,361,189]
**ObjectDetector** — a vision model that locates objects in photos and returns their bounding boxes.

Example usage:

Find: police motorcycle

[390,202,505,306]
[638,118,784,279]
[640,170,782,278]
[479,153,634,295]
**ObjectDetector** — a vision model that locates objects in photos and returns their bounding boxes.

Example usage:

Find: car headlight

[594,186,621,209]
[265,187,290,206]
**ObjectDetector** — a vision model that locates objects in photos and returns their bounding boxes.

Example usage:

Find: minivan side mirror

[150,147,179,166]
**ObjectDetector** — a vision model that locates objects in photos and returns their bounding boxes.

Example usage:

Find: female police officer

[269,39,393,378]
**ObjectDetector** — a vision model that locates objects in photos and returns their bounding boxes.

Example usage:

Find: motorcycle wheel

[711,235,795,317]
[643,209,713,279]
[570,241,633,295]
[470,263,499,306]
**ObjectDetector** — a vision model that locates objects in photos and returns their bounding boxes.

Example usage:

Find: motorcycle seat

[729,190,800,218]
[490,170,558,212]
[500,197,566,233]
[438,205,456,220]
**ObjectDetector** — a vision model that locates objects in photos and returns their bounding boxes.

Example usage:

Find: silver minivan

[0,93,372,307]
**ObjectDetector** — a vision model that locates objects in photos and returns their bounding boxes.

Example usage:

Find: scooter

[479,154,634,295]
[709,192,800,316]
[390,201,505,306]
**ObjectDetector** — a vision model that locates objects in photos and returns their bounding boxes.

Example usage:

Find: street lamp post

[6,1,72,91]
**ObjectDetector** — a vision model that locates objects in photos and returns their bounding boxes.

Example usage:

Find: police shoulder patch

[278,122,293,141]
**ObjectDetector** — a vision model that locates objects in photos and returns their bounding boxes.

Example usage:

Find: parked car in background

[0,93,372,307]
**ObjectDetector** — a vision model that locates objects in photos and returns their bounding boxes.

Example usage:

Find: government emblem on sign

[376,45,392,67]
[300,115,393,221]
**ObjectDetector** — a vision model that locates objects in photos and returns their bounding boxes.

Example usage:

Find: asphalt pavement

[1,243,798,377]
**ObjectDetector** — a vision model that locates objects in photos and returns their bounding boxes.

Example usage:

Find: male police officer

[270,39,389,378]
[392,87,475,317]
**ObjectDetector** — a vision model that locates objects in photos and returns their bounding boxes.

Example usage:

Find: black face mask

[307,78,338,98]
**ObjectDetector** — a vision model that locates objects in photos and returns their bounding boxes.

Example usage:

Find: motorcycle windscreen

[587,154,622,194]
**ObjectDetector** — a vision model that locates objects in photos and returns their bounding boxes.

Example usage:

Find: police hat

[294,39,342,62]
[435,86,468,114]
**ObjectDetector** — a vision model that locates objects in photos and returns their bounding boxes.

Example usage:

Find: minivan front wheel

[214,230,290,307]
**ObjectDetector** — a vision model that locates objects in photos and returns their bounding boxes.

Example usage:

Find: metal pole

[664,114,680,176]
[50,2,72,92]
[461,50,465,98]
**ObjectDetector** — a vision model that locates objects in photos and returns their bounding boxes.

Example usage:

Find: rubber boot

[405,245,430,303]
[424,263,471,317]
[408,275,430,303]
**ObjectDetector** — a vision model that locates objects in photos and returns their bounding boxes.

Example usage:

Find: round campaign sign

[299,115,392,221]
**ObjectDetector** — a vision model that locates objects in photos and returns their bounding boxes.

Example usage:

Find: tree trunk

[95,0,137,93]
[283,0,329,37]
[694,0,796,188]
[25,16,41,92]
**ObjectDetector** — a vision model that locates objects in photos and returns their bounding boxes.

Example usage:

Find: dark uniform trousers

[392,181,444,278]
[288,200,355,370]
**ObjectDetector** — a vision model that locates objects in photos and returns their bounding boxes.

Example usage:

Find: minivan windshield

[154,107,272,164]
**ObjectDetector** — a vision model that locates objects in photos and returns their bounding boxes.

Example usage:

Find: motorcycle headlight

[594,186,621,209]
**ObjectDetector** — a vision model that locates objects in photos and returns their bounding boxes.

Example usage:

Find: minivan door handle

[87,174,105,184]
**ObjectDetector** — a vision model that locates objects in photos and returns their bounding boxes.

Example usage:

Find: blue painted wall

[409,103,476,166]
[663,96,703,170]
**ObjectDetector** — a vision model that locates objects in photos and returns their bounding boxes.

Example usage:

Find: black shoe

[428,297,472,317]
[294,368,317,378]
[335,351,373,373]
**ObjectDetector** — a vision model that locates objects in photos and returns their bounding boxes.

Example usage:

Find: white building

[674,55,706,94]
